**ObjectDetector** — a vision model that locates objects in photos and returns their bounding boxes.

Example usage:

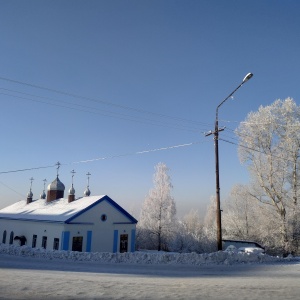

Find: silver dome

[69,186,75,195]
[47,176,65,191]
[84,187,91,197]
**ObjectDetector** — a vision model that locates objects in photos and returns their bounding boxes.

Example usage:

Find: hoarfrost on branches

[235,98,300,255]
[137,163,177,251]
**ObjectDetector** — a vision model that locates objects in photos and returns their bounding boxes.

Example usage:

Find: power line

[0,181,26,197]
[0,76,212,128]
[0,164,56,175]
[0,91,204,133]
[219,138,297,164]
[0,140,209,175]
[226,127,300,157]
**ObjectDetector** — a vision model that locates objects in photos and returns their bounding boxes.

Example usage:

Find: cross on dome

[56,161,61,177]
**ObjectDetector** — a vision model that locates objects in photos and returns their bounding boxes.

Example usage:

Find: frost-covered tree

[222,184,285,254]
[172,210,203,253]
[222,184,259,241]
[202,196,218,252]
[138,163,177,251]
[236,98,300,255]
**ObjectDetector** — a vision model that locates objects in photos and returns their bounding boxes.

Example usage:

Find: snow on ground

[0,243,298,266]
[1,244,300,300]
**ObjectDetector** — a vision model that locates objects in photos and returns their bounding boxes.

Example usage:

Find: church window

[53,238,59,250]
[2,230,6,244]
[9,231,14,244]
[32,235,37,248]
[42,236,47,249]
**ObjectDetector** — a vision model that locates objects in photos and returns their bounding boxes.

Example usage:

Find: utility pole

[205,73,253,251]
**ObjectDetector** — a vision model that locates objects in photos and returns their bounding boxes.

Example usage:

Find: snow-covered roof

[0,195,137,224]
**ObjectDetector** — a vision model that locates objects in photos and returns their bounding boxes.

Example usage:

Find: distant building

[0,174,137,253]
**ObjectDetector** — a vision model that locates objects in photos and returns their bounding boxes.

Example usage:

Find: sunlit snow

[0,244,297,266]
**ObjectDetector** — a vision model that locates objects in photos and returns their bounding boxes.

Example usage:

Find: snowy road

[0,254,299,300]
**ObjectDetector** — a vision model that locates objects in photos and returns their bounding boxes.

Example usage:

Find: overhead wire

[0,91,205,133]
[0,181,26,197]
[225,126,300,157]
[0,140,210,175]
[0,76,213,198]
[0,76,213,129]
[219,138,298,164]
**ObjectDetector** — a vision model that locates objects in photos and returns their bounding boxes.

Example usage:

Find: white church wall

[72,199,130,224]
[62,224,93,252]
[69,199,136,253]
[112,223,136,253]
[0,195,137,253]
[0,219,64,250]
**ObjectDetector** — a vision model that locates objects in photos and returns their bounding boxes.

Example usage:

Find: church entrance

[72,236,83,252]
[120,234,128,253]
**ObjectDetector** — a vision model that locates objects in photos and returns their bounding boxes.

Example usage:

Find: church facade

[0,175,137,253]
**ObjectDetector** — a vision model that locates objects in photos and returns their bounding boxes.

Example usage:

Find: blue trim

[61,231,70,250]
[65,195,138,224]
[86,231,92,252]
[131,229,136,252]
[113,230,118,253]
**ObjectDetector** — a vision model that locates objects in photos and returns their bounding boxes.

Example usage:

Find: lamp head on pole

[243,72,253,83]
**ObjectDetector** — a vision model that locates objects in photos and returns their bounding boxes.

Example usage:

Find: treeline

[136,99,300,256]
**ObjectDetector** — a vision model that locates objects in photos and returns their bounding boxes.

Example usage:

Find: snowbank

[1,244,297,265]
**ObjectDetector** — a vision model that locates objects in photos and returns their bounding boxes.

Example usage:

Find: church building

[0,171,137,253]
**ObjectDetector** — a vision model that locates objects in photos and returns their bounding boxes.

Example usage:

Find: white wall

[69,199,136,252]
[0,219,64,250]
[0,198,137,253]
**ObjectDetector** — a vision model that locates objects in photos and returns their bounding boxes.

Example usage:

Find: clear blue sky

[0,0,299,218]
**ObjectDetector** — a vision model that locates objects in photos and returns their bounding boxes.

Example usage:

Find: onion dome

[68,169,76,203]
[46,176,65,202]
[27,190,33,198]
[47,176,65,192]
[40,190,46,199]
[84,187,91,197]
[69,185,75,195]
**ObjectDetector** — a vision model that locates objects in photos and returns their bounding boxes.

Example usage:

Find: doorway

[72,236,83,252]
[120,234,128,253]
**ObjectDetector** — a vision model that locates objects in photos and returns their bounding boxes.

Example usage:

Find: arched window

[9,231,14,244]
[2,230,7,244]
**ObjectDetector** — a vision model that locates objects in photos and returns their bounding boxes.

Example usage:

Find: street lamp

[206,72,253,251]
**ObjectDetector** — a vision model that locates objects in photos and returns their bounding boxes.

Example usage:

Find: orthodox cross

[86,172,91,187]
[29,177,34,192]
[42,179,47,192]
[56,161,61,177]
[71,170,76,186]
